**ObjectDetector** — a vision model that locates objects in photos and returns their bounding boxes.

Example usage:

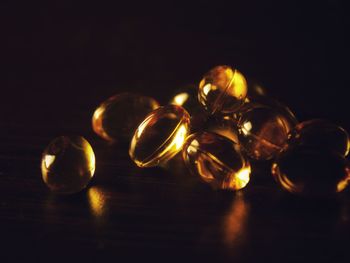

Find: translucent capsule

[198,65,248,114]
[129,105,190,168]
[272,147,350,197]
[288,119,349,157]
[92,93,160,142]
[41,136,95,194]
[237,104,297,160]
[183,132,251,191]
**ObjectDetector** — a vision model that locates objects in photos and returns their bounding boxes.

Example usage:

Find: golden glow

[203,83,212,96]
[198,65,248,114]
[44,154,56,169]
[173,125,188,150]
[172,93,189,106]
[41,136,96,194]
[223,193,248,245]
[223,165,251,190]
[139,122,189,167]
[337,167,350,192]
[229,69,248,99]
[136,114,154,139]
[87,144,96,175]
[88,187,107,218]
[129,106,190,168]
[187,139,199,154]
[234,166,251,189]
[346,138,350,157]
[92,105,113,142]
[241,121,252,136]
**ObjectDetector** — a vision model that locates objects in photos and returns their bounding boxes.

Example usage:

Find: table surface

[2,1,349,262]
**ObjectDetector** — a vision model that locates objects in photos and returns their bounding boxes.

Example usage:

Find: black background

[2,1,349,128]
[1,1,350,262]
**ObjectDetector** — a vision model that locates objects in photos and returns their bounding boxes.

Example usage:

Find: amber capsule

[198,65,248,114]
[272,147,350,197]
[237,104,297,160]
[41,136,95,194]
[92,93,160,142]
[288,119,349,157]
[183,132,251,191]
[129,105,190,168]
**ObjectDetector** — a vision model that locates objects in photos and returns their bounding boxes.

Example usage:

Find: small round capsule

[129,105,190,168]
[183,132,251,191]
[237,104,297,160]
[198,65,248,114]
[288,119,349,157]
[272,147,350,197]
[41,136,96,194]
[92,93,160,142]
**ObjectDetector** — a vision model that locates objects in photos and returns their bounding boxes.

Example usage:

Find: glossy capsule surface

[41,136,95,194]
[129,105,190,167]
[288,119,349,157]
[198,65,248,114]
[183,132,251,191]
[272,147,350,197]
[92,93,160,142]
[237,104,297,160]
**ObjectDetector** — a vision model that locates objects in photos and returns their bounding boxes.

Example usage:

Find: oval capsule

[288,119,349,157]
[92,93,160,142]
[237,103,297,160]
[272,147,350,197]
[183,132,251,191]
[129,105,190,168]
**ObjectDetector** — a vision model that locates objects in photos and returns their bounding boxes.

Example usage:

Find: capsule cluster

[41,65,350,197]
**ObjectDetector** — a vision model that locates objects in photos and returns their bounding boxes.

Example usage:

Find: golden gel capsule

[288,119,349,157]
[237,103,297,160]
[183,132,251,191]
[41,136,95,194]
[92,93,160,142]
[272,147,350,197]
[198,65,248,114]
[129,105,190,168]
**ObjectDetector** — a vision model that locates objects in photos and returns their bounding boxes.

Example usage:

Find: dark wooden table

[2,1,349,262]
